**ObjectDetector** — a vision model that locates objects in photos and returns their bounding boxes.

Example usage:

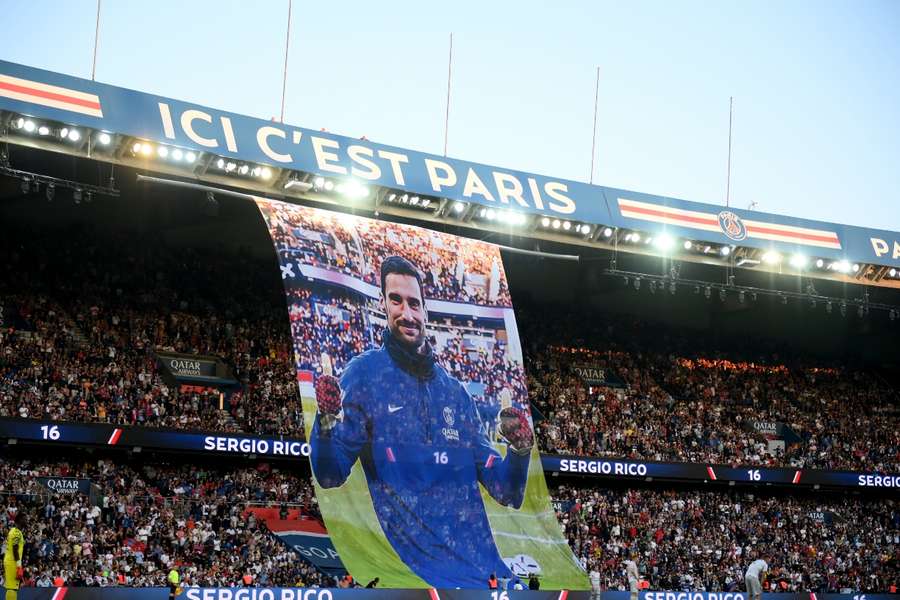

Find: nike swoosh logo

[388,405,404,413]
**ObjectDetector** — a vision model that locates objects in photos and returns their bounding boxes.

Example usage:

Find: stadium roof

[2,58,900,292]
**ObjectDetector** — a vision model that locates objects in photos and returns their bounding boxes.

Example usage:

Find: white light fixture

[140,143,153,156]
[486,209,496,220]
[453,202,466,214]
[157,146,169,158]
[720,246,731,257]
[23,120,36,133]
[890,268,897,277]
[97,132,111,145]
[261,167,272,180]
[251,167,262,177]
[172,149,184,161]
[552,219,561,229]
[324,180,334,191]
[225,162,237,172]
[683,240,693,250]
[852,263,860,273]
[37,125,50,136]
[133,142,143,154]
[216,158,225,169]
[66,129,81,142]
[541,217,550,227]
[631,233,641,243]
[761,250,781,265]
[653,233,675,251]
[836,260,851,273]
[314,176,325,187]
[185,152,197,163]
[14,117,25,129]
[815,258,825,268]
[238,164,250,175]
[603,227,613,238]
[789,254,808,269]
[580,224,591,234]
[562,221,571,231]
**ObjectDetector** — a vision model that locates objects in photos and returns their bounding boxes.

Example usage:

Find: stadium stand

[0,449,895,592]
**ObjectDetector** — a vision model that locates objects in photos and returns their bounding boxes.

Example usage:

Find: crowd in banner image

[285,285,528,413]
[260,202,512,306]
[0,450,896,593]
[0,453,331,588]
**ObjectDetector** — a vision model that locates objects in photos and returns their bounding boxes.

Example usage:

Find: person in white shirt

[745,557,768,600]
[589,565,602,600]
[624,553,640,600]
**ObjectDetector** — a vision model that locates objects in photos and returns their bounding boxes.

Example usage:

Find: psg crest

[718,210,748,241]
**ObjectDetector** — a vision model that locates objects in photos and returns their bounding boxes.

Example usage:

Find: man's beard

[390,320,425,350]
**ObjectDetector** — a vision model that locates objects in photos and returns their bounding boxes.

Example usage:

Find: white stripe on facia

[0,73,102,102]
[743,218,838,239]
[619,210,722,233]
[618,198,717,222]
[748,230,841,248]
[0,88,103,117]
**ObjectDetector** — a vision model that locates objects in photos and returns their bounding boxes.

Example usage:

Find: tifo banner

[268,518,346,576]
[35,476,91,495]
[256,198,587,590]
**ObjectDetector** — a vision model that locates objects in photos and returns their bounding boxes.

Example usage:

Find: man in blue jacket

[310,255,534,588]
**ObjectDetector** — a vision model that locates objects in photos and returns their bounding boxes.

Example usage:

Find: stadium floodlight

[580,224,591,235]
[485,209,496,221]
[132,142,143,154]
[852,263,860,273]
[238,164,250,175]
[890,268,897,277]
[720,246,731,257]
[683,240,693,250]
[314,176,325,187]
[67,129,81,142]
[562,221,571,231]
[409,195,419,205]
[834,260,851,273]
[260,167,272,180]
[97,132,112,145]
[185,152,197,163]
[225,162,237,172]
[216,158,226,169]
[453,202,466,214]
[552,219,561,229]
[630,232,641,243]
[172,149,184,161]
[37,125,50,135]
[603,227,613,238]
[140,143,153,156]
[324,180,334,191]
[23,120,36,133]
[14,117,25,129]
[342,180,368,199]
[653,233,675,252]
[761,250,781,265]
[157,146,169,158]
[789,254,808,269]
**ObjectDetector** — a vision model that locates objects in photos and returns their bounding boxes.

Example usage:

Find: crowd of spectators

[0,452,330,588]
[523,307,900,472]
[1,223,898,473]
[1,450,896,592]
[557,482,898,593]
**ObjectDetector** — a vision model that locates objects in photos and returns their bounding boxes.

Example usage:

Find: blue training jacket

[310,334,530,588]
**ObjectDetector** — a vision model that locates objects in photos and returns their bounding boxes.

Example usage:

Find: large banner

[257,199,587,590]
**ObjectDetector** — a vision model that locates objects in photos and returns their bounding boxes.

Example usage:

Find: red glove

[315,374,342,429]
[16,566,24,581]
[498,407,534,455]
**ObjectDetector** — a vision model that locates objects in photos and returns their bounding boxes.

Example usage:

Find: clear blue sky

[5,0,900,230]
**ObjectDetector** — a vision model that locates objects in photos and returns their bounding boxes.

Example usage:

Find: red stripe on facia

[707,466,717,481]
[621,204,718,226]
[793,471,802,484]
[54,587,69,600]
[428,588,440,600]
[0,81,101,110]
[810,592,817,600]
[386,447,396,463]
[746,224,839,244]
[558,590,569,600]
[107,429,122,445]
